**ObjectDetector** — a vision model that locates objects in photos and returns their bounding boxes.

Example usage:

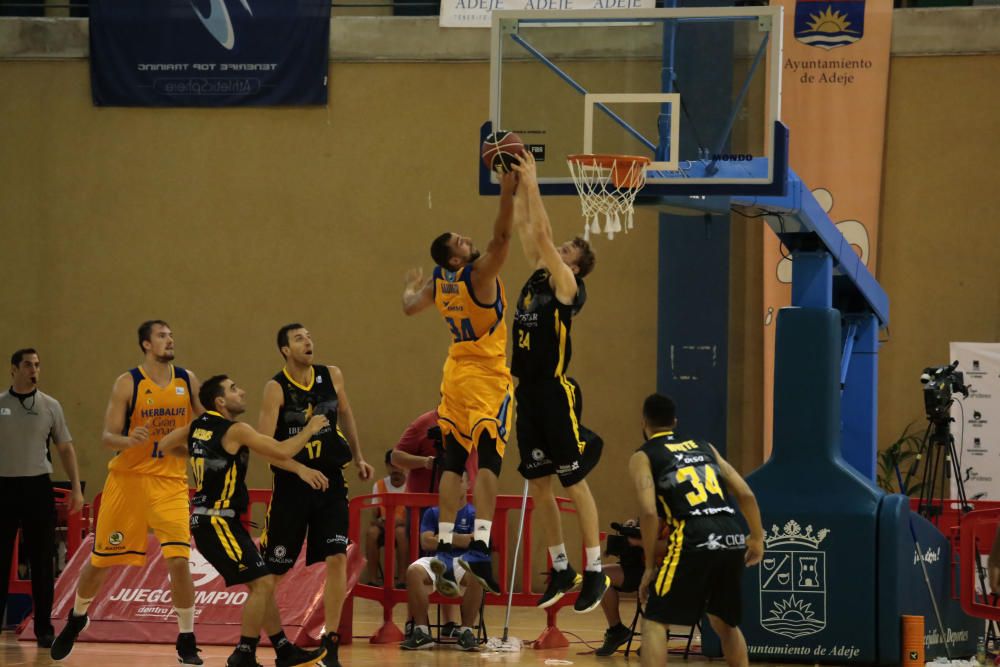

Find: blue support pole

[840,321,858,393]
[790,250,833,309]
[658,0,678,162]
[841,313,879,479]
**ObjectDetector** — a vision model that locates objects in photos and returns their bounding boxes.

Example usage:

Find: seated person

[597,519,668,657]
[365,449,409,586]
[400,476,481,652]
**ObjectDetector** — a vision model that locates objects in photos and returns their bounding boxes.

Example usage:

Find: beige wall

[0,51,998,572]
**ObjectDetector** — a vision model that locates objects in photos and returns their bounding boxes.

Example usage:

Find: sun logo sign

[794,0,865,50]
[760,520,830,639]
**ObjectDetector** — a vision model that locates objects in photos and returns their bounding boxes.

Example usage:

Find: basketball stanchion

[485,479,530,653]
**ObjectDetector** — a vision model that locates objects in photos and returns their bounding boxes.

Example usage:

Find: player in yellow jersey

[52,320,205,664]
[402,170,518,595]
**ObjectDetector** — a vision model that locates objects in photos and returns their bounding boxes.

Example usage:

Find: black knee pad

[442,433,469,474]
[477,431,503,476]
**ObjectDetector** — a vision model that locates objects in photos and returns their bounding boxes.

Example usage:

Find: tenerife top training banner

[89,0,331,107]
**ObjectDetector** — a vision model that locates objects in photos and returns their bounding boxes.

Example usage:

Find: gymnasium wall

[0,15,998,564]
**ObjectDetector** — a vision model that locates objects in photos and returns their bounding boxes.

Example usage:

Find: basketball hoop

[567,154,650,241]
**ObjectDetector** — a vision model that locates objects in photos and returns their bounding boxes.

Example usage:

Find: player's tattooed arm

[709,444,764,566]
[330,365,374,481]
[630,450,660,605]
[472,169,518,298]
[402,268,434,315]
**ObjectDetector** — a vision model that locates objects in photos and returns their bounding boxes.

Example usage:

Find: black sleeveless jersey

[639,431,745,551]
[188,411,246,512]
[511,269,586,380]
[272,365,352,479]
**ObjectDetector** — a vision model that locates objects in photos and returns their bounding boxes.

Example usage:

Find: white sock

[416,624,429,634]
[549,544,569,571]
[474,519,492,545]
[73,594,94,617]
[439,522,455,546]
[175,606,195,633]
[585,546,602,572]
[460,626,473,635]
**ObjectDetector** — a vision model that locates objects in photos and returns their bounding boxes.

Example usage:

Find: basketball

[481,131,524,174]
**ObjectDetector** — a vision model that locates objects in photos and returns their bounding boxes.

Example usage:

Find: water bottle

[976,635,987,665]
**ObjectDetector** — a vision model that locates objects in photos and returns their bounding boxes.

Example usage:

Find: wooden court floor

[1,598,812,667]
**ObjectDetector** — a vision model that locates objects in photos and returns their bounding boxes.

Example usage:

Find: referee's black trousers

[0,474,56,634]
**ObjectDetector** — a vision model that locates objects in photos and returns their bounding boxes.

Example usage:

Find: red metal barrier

[908,498,1000,603]
[958,508,1000,620]
[8,487,89,596]
[346,491,602,648]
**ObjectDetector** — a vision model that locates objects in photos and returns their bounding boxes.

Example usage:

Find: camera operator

[596,519,668,656]
[391,410,478,493]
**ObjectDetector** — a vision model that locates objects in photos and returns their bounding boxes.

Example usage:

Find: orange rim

[567,153,651,169]
[568,153,650,189]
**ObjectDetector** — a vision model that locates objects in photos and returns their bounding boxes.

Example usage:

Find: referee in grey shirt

[0,348,83,648]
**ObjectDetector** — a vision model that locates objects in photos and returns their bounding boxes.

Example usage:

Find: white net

[567,154,650,241]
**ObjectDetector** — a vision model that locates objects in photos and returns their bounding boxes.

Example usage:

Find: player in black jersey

[258,324,374,667]
[158,375,330,667]
[508,152,607,612]
[629,394,764,667]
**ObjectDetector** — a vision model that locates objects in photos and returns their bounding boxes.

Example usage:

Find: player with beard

[52,321,205,664]
[258,324,374,667]
[631,394,764,667]
[401,171,518,597]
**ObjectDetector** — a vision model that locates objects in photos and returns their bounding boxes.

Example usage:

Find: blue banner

[89,0,330,107]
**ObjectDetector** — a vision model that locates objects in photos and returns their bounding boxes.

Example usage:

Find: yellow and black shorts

[515,377,603,487]
[190,510,269,587]
[644,543,745,628]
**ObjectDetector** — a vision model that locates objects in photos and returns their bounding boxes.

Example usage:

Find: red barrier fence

[15,487,598,648]
[958,508,1000,621]
[907,498,1000,619]
[346,491,600,648]
[21,488,361,646]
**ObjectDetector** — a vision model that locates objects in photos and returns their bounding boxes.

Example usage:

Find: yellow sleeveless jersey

[433,264,508,362]
[108,365,195,479]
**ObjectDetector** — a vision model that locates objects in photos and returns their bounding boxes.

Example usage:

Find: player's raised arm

[709,444,764,566]
[402,267,434,315]
[330,365,374,481]
[101,373,146,451]
[513,151,578,304]
[512,169,541,266]
[471,170,518,296]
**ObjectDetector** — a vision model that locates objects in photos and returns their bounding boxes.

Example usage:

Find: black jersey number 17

[305,439,323,459]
